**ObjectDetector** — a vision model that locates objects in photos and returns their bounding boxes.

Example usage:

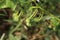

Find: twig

[0,33,5,40]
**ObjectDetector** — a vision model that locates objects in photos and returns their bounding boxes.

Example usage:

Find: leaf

[51,17,59,26]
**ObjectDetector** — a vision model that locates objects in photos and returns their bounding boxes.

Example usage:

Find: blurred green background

[0,0,60,40]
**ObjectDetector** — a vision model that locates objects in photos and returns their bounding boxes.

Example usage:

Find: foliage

[0,0,60,40]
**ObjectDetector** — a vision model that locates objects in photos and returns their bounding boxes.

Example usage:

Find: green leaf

[51,17,59,26]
